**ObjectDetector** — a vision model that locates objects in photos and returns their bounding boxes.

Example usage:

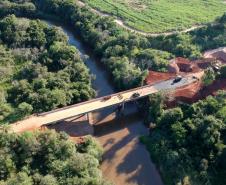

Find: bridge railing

[37,77,176,117]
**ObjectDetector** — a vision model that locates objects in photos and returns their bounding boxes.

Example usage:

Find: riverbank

[43,19,164,185]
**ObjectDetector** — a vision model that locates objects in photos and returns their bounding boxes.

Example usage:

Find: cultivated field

[82,0,226,33]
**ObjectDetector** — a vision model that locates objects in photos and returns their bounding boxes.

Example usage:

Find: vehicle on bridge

[117,94,123,100]
[131,92,140,99]
[102,95,112,101]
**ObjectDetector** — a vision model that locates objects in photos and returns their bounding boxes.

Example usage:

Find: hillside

[82,0,226,33]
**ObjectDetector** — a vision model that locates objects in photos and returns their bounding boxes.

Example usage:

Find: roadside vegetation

[82,0,226,33]
[1,0,226,92]
[0,15,95,124]
[0,129,110,185]
[0,0,225,121]
[141,90,226,185]
[141,67,226,185]
[0,0,226,184]
[149,15,226,59]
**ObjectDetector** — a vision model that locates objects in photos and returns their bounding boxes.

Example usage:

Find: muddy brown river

[45,20,164,185]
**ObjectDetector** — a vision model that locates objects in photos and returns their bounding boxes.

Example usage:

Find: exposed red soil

[200,78,226,96]
[145,57,204,85]
[174,81,202,100]
[166,78,226,106]
[170,57,201,73]
[145,71,176,85]
[146,56,225,106]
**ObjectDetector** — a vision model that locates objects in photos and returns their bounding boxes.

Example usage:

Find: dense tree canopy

[1,0,226,91]
[141,91,226,185]
[0,0,175,90]
[0,129,109,185]
[133,49,173,72]
[202,68,216,86]
[149,22,226,59]
[0,15,95,123]
[0,1,225,184]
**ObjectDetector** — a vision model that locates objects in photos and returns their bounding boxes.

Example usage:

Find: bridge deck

[11,73,202,133]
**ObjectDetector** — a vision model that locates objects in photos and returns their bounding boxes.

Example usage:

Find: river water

[45,20,164,185]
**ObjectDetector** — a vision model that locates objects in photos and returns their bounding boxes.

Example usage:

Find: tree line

[0,0,176,89]
[1,0,226,89]
[141,91,226,185]
[0,1,225,184]
[0,15,95,123]
[0,129,110,185]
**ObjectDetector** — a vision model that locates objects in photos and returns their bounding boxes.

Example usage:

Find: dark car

[172,75,182,84]
[102,95,112,101]
[131,92,140,99]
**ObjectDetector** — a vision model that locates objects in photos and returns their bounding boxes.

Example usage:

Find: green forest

[141,91,226,185]
[0,15,95,123]
[0,0,225,185]
[0,129,110,185]
[1,0,225,91]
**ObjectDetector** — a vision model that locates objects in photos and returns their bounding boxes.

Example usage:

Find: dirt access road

[77,0,207,37]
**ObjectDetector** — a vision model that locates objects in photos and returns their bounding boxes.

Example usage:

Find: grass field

[82,0,226,33]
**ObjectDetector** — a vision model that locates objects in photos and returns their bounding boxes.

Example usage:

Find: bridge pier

[87,112,94,125]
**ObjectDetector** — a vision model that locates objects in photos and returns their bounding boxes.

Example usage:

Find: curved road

[77,0,207,37]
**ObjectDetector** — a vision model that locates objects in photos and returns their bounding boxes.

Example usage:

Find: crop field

[82,0,226,33]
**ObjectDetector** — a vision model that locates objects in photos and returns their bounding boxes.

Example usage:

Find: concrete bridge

[11,73,201,133]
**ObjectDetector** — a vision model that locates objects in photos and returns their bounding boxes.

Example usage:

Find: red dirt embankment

[145,71,176,85]
[166,78,226,106]
[200,78,226,96]
[145,70,226,106]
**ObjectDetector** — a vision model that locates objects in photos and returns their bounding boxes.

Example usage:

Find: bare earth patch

[124,0,147,11]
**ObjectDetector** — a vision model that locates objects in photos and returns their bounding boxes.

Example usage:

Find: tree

[0,15,18,46]
[0,104,13,122]
[0,130,109,185]
[219,65,226,78]
[45,26,68,47]
[171,122,187,146]
[33,174,58,185]
[107,57,145,89]
[142,92,226,185]
[147,93,165,123]
[134,49,173,71]
[158,107,183,126]
[27,20,47,48]
[0,16,95,122]
[76,136,103,161]
[17,102,33,117]
[0,150,16,180]
[48,42,78,71]
[202,67,216,86]
[5,172,33,185]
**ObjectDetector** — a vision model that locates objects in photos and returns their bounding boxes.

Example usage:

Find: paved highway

[11,73,201,133]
